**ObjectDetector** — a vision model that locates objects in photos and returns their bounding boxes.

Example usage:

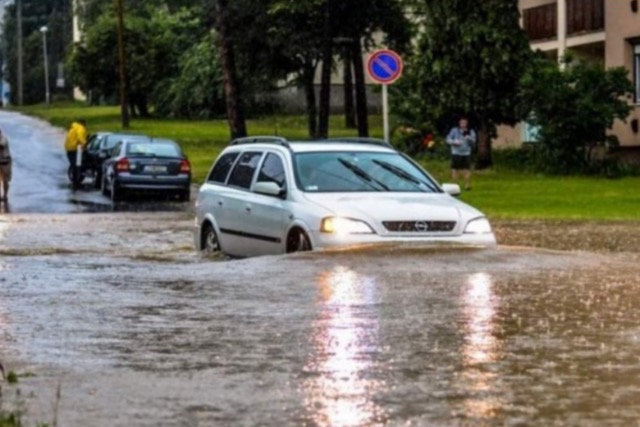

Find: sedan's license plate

[145,165,167,173]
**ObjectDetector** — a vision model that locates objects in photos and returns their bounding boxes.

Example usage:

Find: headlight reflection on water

[459,272,505,420]
[303,266,385,427]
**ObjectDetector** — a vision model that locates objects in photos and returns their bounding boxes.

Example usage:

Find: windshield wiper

[338,158,389,191]
[371,159,437,192]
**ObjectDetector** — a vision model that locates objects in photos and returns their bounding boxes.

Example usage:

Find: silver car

[195,137,496,257]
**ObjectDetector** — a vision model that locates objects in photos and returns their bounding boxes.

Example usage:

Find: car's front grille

[383,221,457,233]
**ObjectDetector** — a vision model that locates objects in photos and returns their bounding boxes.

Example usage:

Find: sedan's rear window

[126,142,181,158]
[105,135,148,150]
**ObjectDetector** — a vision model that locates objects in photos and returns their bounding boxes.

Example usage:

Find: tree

[394,0,531,168]
[521,55,634,174]
[154,33,225,119]
[268,0,411,138]
[2,0,73,105]
[69,6,200,115]
[333,0,412,137]
[214,0,247,139]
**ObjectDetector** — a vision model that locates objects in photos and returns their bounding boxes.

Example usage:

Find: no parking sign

[367,50,404,85]
[367,50,404,142]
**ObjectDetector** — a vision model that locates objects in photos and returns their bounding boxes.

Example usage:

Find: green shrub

[521,54,634,175]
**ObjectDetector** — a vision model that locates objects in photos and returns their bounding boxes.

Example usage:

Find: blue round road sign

[367,50,403,84]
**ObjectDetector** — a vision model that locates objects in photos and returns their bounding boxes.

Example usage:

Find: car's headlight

[321,217,375,235]
[464,217,493,234]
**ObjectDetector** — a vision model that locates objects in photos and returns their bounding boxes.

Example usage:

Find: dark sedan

[85,133,150,188]
[101,138,191,202]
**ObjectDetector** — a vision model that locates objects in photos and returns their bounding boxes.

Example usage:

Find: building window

[635,44,640,104]
[522,119,541,144]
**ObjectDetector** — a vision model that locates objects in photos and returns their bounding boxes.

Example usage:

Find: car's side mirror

[254,182,286,199]
[442,183,461,197]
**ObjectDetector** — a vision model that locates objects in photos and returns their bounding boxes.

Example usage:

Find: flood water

[2,111,640,426]
[1,214,640,427]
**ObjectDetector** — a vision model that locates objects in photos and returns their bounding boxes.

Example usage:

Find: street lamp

[40,26,51,105]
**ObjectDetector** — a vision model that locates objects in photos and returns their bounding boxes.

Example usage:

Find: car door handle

[245,205,252,213]
[217,201,223,206]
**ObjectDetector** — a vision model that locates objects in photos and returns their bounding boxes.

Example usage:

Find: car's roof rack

[231,136,290,149]
[324,137,393,149]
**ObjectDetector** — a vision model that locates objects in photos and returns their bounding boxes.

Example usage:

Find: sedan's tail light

[116,158,130,172]
[180,159,191,174]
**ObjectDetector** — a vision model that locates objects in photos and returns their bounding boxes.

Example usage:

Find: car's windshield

[126,142,181,157]
[294,151,440,193]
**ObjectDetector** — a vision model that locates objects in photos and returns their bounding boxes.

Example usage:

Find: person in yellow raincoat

[64,119,88,190]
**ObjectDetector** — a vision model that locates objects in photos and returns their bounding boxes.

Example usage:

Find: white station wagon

[195,137,496,257]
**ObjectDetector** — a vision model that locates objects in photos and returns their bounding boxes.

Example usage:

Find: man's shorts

[451,155,471,171]
[0,163,12,182]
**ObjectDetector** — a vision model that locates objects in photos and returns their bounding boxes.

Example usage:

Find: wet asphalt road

[1,113,640,427]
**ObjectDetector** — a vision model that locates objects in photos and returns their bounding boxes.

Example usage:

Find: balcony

[523,3,557,41]
[523,0,605,42]
[566,0,604,35]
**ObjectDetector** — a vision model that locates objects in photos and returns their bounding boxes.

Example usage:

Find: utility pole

[40,26,50,105]
[16,0,23,106]
[115,0,130,128]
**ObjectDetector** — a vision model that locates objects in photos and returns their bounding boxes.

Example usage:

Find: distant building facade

[496,0,640,148]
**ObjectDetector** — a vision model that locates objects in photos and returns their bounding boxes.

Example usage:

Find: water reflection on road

[1,214,640,426]
[303,267,384,427]
[458,272,503,422]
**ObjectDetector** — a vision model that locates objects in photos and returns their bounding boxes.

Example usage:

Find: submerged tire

[201,223,221,254]
[111,181,123,202]
[101,175,109,196]
[286,228,312,253]
[178,190,190,203]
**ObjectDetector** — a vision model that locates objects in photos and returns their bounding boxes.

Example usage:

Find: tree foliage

[154,33,224,119]
[522,55,634,174]
[69,6,202,115]
[267,0,412,138]
[2,0,72,104]
[392,0,532,167]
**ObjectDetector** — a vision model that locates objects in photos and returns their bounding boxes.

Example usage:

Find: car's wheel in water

[286,228,312,253]
[94,171,102,189]
[101,175,109,196]
[178,190,190,203]
[111,181,123,202]
[201,223,221,254]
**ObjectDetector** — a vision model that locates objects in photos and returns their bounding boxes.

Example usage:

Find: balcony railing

[523,3,557,41]
[567,0,605,35]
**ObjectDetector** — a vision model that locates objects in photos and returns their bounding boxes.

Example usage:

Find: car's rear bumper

[309,231,497,249]
[117,175,191,191]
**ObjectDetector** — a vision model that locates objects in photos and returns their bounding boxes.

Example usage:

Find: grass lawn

[14,102,640,221]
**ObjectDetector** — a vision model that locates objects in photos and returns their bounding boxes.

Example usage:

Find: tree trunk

[318,0,333,139]
[343,47,356,129]
[475,123,493,169]
[302,63,318,138]
[215,0,247,139]
[352,38,369,137]
[137,94,150,118]
[115,0,130,129]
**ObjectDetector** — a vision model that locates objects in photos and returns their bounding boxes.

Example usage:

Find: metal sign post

[382,84,390,143]
[367,50,404,143]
